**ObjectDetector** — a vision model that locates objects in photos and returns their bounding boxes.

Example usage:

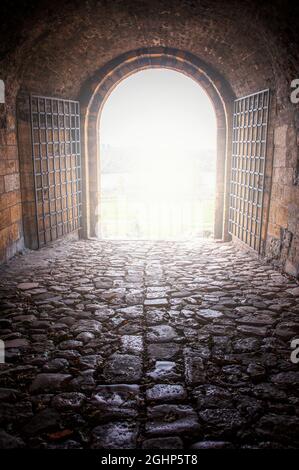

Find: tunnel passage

[0,0,299,451]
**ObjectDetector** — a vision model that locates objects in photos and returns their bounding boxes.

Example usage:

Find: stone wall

[0,86,23,263]
[265,103,299,277]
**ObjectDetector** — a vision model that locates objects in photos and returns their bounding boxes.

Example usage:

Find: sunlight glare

[99,69,217,239]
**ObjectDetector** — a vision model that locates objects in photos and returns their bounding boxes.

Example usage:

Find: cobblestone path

[0,239,299,449]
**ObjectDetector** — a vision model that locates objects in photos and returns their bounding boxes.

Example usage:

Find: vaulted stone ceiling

[1,0,299,104]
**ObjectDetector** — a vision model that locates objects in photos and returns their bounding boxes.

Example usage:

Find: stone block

[285,259,299,277]
[4,173,20,192]
[10,204,22,223]
[274,124,288,147]
[273,146,286,167]
[0,207,11,230]
[0,176,4,194]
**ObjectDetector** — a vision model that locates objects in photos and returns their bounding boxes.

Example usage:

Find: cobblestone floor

[0,238,299,449]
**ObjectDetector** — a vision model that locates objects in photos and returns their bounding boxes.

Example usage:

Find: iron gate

[229,89,270,252]
[30,95,82,247]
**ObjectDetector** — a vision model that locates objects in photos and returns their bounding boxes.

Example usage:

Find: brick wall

[0,95,24,263]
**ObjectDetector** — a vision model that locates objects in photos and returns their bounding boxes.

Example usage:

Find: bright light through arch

[99,68,217,239]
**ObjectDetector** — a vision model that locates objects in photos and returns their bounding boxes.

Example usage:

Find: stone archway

[80,47,235,240]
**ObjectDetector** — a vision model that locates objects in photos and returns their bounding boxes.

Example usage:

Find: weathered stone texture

[0,238,299,448]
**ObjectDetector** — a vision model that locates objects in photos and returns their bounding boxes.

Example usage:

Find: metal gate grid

[30,95,82,247]
[229,89,270,252]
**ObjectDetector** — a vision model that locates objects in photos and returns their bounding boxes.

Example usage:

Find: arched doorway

[99,68,217,240]
[81,48,234,241]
